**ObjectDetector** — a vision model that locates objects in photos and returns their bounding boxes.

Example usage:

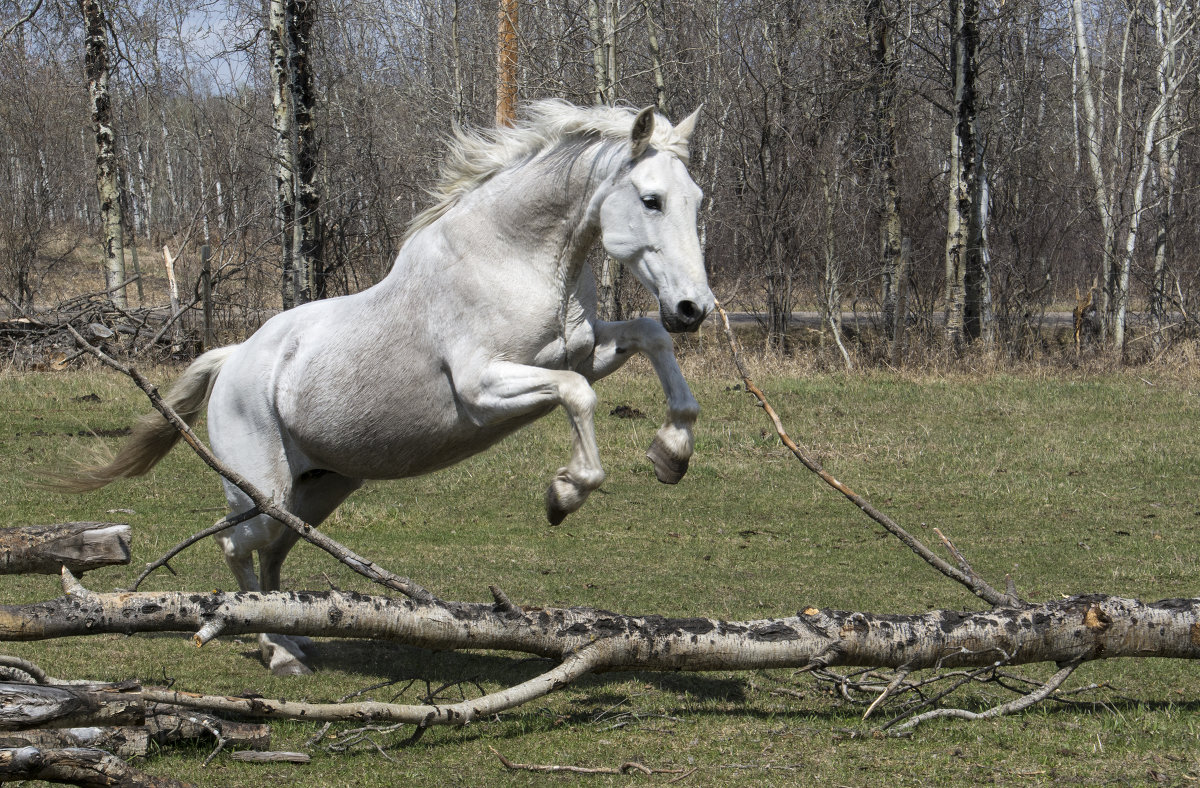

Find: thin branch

[142,639,625,727]
[891,660,1082,732]
[863,665,912,719]
[128,509,260,591]
[715,301,1020,609]
[489,747,685,776]
[1,0,43,41]
[0,655,49,684]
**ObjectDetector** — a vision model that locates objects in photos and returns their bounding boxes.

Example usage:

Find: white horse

[63,101,713,674]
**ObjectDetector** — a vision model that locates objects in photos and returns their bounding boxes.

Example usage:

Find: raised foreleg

[458,361,606,525]
[580,318,699,484]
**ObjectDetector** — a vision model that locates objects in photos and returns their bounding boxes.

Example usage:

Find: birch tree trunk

[943,0,978,351]
[286,0,322,303]
[80,0,126,309]
[821,163,852,370]
[1072,0,1193,354]
[6,583,1200,682]
[0,523,130,575]
[968,140,994,346]
[1148,0,1190,353]
[643,0,667,112]
[1150,88,1180,351]
[867,0,904,340]
[588,0,611,105]
[268,0,296,310]
[590,0,623,320]
[1070,0,1114,324]
[450,0,464,124]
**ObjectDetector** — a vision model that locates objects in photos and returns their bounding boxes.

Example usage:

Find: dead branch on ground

[489,746,686,776]
[0,523,130,575]
[0,745,194,787]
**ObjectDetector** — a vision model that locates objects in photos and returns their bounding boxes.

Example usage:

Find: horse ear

[673,105,703,143]
[630,106,655,158]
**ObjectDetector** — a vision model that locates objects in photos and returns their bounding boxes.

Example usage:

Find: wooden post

[496,0,519,126]
[200,244,215,349]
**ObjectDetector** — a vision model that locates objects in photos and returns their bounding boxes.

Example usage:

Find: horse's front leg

[460,361,605,525]
[581,318,699,484]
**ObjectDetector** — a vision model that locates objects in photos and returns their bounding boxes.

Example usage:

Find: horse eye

[641,195,663,212]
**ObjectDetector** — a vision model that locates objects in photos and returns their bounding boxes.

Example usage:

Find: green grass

[2,360,1200,785]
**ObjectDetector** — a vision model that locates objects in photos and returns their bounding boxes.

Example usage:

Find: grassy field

[1,353,1199,786]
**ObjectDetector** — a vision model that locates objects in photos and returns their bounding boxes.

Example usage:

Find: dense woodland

[0,0,1197,360]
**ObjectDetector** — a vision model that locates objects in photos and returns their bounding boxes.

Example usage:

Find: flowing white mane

[406,100,691,238]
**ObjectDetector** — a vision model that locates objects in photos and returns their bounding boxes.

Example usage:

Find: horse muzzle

[661,296,712,333]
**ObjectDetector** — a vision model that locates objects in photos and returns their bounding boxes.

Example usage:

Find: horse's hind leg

[581,318,699,484]
[254,471,363,675]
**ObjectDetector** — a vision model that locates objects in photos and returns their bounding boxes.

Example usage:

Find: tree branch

[1,0,43,42]
[890,659,1082,732]
[714,301,1019,608]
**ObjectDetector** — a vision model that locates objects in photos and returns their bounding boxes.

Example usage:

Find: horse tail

[49,345,239,492]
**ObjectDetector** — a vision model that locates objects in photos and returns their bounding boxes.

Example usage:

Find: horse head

[599,106,713,333]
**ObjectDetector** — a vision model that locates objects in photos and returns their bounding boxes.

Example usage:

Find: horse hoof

[545,485,571,526]
[262,634,312,676]
[270,657,313,677]
[646,436,689,484]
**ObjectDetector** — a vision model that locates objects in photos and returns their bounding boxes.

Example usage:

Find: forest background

[0,0,1197,363]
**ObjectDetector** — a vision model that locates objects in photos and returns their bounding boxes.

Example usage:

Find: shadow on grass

[252,638,750,704]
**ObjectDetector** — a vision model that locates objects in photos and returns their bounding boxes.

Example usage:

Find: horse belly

[290,384,554,481]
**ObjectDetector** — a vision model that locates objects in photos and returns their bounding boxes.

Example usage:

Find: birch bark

[80,0,126,309]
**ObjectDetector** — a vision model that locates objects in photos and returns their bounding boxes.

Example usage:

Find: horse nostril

[678,300,701,322]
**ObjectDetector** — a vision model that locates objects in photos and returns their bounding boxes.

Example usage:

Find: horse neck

[429,141,621,288]
[503,142,622,270]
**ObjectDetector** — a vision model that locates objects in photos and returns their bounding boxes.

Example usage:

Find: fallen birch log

[0,726,149,757]
[0,681,143,730]
[3,573,1199,728]
[0,523,130,575]
[0,715,269,757]
[145,704,271,750]
[0,745,193,787]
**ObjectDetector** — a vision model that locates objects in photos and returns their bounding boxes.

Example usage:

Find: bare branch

[1,0,43,41]
[128,509,259,591]
[489,747,685,776]
[714,301,1019,608]
[891,660,1082,732]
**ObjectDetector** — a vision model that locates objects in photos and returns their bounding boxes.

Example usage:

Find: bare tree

[1071,0,1196,353]
[867,0,904,340]
[943,0,980,351]
[271,0,322,308]
[80,0,126,309]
